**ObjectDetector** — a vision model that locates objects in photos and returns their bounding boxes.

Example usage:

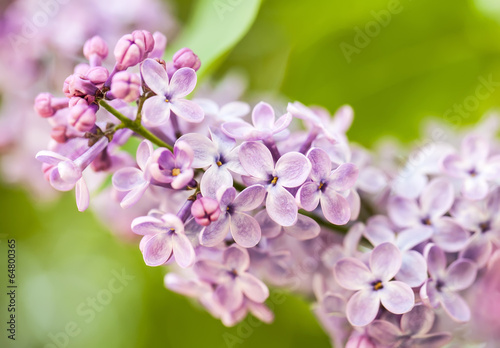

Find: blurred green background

[3,0,500,347]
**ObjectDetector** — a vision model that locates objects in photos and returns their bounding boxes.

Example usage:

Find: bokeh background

[2,0,500,347]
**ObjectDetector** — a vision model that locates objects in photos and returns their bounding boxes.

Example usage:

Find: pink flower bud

[63,74,98,98]
[150,32,167,59]
[83,35,108,66]
[191,197,221,226]
[69,97,88,108]
[69,103,97,132]
[110,71,141,102]
[34,93,68,118]
[86,66,109,87]
[51,125,68,143]
[173,48,201,71]
[74,63,90,75]
[114,30,154,70]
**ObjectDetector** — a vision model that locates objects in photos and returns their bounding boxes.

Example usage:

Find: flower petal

[170,99,204,123]
[364,216,395,246]
[177,133,217,168]
[409,333,452,348]
[440,290,470,322]
[224,245,250,272]
[237,272,269,303]
[266,185,298,226]
[307,148,332,181]
[396,226,433,251]
[273,112,292,134]
[334,257,372,290]
[172,233,195,268]
[445,259,476,291]
[131,215,164,235]
[75,178,89,212]
[328,163,359,192]
[425,244,447,279]
[232,185,266,212]
[169,67,197,99]
[35,150,67,165]
[141,58,168,96]
[459,234,492,267]
[230,212,261,248]
[320,189,351,225]
[396,250,428,288]
[119,181,149,209]
[432,218,469,252]
[283,214,320,240]
[387,196,420,228]
[400,304,435,335]
[215,281,243,312]
[199,214,230,247]
[239,141,274,179]
[254,210,281,238]
[221,121,256,140]
[297,182,320,211]
[251,102,275,130]
[275,152,311,188]
[420,178,454,219]
[200,165,233,199]
[370,242,402,281]
[462,176,489,201]
[143,233,173,266]
[136,140,154,171]
[142,95,170,126]
[367,320,402,346]
[346,289,380,327]
[220,101,250,120]
[379,281,414,314]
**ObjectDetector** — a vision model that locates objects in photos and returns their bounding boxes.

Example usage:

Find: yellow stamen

[165,98,169,102]
[271,177,278,185]
[373,281,383,291]
[318,182,324,190]
[216,161,223,167]
[172,168,181,176]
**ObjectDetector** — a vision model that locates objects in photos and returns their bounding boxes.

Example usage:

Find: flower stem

[99,100,173,151]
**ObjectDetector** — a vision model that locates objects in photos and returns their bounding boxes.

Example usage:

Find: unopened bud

[110,71,141,102]
[69,103,97,132]
[83,35,108,66]
[173,48,201,71]
[34,93,68,118]
[191,197,221,226]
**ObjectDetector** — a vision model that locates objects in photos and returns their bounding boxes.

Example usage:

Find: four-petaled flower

[149,141,194,189]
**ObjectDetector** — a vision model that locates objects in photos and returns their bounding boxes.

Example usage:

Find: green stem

[99,100,173,151]
[299,209,349,234]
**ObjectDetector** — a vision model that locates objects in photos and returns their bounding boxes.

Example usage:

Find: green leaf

[165,0,262,79]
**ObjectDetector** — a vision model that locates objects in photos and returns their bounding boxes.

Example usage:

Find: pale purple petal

[460,235,492,267]
[171,169,194,189]
[174,141,194,167]
[442,154,464,175]
[347,189,360,220]
[462,176,488,201]
[328,163,359,192]
[142,96,171,126]
[224,146,247,175]
[322,293,346,315]
[170,99,204,123]
[440,291,470,322]
[370,242,402,281]
[199,214,230,246]
[221,121,256,140]
[401,304,435,335]
[168,67,197,99]
[143,233,173,266]
[357,166,387,194]
[215,282,243,312]
[141,58,168,96]
[251,102,275,130]
[220,101,250,119]
[239,141,274,179]
[283,214,320,240]
[237,272,269,302]
[420,279,440,308]
[307,147,332,181]
[75,178,89,212]
[332,105,354,133]
[379,281,414,314]
[462,135,489,164]
[194,260,228,283]
[200,165,233,199]
[273,112,293,134]
[320,189,351,225]
[178,133,218,168]
[396,226,433,251]
[396,250,428,287]
[346,289,380,326]
[218,186,236,210]
[230,212,261,248]
[483,155,500,180]
[275,152,311,188]
[35,150,67,165]
[131,216,164,235]
[364,217,395,246]
[49,168,76,192]
[425,244,446,279]
[254,210,281,238]
[247,301,274,324]
[162,214,185,233]
[172,233,195,268]
[232,185,266,212]
[445,259,476,291]
[367,320,402,345]
[297,182,320,211]
[387,196,420,228]
[409,333,452,348]
[334,258,372,290]
[432,218,469,252]
[136,140,154,171]
[119,181,149,208]
[420,178,454,219]
[266,185,298,226]
[224,245,250,272]
[209,127,236,156]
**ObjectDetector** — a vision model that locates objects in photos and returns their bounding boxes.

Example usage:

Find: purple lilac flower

[194,245,269,313]
[114,30,154,71]
[36,137,109,211]
[297,147,358,225]
[200,185,266,247]
[149,141,194,189]
[132,212,195,268]
[363,215,429,287]
[334,242,415,327]
[443,135,500,200]
[178,127,246,198]
[367,305,452,348]
[140,58,204,127]
[221,102,292,142]
[112,139,154,208]
[238,141,311,226]
[110,71,141,102]
[254,210,321,240]
[420,244,477,322]
[388,177,469,252]
[172,48,201,71]
[451,187,500,267]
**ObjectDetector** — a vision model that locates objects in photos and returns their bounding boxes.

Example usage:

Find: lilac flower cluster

[34,31,500,347]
